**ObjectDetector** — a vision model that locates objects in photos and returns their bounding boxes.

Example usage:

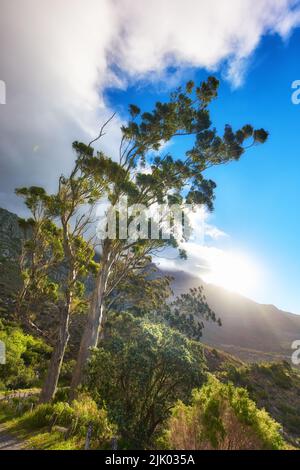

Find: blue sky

[104,31,300,313]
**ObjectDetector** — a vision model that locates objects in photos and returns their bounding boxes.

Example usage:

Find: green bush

[19,403,54,429]
[159,376,286,450]
[59,360,76,386]
[70,395,116,440]
[0,321,51,390]
[18,394,116,447]
[53,387,69,403]
[87,313,206,449]
[253,362,292,389]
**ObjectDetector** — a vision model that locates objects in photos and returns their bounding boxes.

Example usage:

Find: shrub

[0,322,51,390]
[17,394,116,448]
[159,376,286,450]
[59,360,76,385]
[70,395,116,441]
[87,313,206,448]
[19,403,54,429]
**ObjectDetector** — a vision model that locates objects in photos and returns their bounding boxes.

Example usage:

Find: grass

[0,392,116,450]
[0,387,40,399]
[24,430,80,450]
[0,401,84,449]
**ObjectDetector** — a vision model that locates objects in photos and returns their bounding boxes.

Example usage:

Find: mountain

[1,206,300,364]
[0,208,23,315]
[164,269,300,363]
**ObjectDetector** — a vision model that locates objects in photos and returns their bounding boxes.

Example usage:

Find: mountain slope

[0,208,23,315]
[164,269,300,363]
[220,360,300,445]
[1,206,300,364]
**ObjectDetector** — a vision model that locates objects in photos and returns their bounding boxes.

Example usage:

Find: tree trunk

[70,246,112,396]
[39,307,70,403]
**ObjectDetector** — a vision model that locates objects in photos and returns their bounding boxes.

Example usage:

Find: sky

[0,0,300,313]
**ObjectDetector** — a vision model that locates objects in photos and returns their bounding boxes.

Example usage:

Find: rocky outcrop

[0,208,22,262]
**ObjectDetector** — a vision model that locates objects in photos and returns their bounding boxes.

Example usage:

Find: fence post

[85,423,93,450]
[111,437,118,450]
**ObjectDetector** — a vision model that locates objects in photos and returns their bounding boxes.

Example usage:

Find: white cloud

[204,224,228,241]
[156,206,263,298]
[113,0,300,86]
[156,208,228,271]
[1,0,300,214]
[157,240,263,299]
[186,206,228,244]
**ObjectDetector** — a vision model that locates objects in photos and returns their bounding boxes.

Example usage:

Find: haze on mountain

[166,269,300,363]
[1,206,299,365]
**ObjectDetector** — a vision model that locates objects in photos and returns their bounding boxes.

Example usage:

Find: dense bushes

[0,317,295,450]
[222,360,300,442]
[87,313,206,448]
[225,361,293,391]
[159,376,285,450]
[15,394,116,448]
[0,321,51,390]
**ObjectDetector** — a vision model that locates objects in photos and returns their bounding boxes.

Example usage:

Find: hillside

[1,207,300,364]
[0,208,23,316]
[195,347,300,445]
[164,269,300,363]
[220,361,300,445]
[202,346,300,445]
[0,207,300,447]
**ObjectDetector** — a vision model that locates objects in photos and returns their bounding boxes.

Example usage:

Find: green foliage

[87,313,206,448]
[116,76,268,211]
[164,286,221,340]
[17,394,116,447]
[108,273,219,342]
[260,362,293,389]
[105,264,173,318]
[0,321,51,390]
[16,186,97,318]
[159,376,286,450]
[222,361,300,441]
[15,188,64,326]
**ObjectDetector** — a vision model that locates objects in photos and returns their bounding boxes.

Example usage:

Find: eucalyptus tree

[159,286,221,341]
[71,76,268,392]
[16,142,107,402]
[16,186,63,334]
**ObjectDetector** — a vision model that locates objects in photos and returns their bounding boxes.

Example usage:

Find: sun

[202,250,261,297]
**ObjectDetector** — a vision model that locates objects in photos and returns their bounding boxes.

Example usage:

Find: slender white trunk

[39,305,70,403]
[70,243,113,395]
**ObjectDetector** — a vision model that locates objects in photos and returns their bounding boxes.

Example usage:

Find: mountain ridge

[1,206,299,364]
[161,268,300,363]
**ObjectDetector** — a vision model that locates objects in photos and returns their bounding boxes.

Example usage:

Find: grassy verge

[0,393,116,450]
[0,402,81,449]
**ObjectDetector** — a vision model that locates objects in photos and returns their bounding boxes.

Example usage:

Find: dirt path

[0,425,23,450]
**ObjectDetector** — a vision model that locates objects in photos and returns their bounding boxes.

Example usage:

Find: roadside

[0,424,24,450]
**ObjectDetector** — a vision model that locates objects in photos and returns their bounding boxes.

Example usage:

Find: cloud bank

[0,0,300,215]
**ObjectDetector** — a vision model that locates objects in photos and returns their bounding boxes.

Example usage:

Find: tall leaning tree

[71,77,268,393]
[16,143,108,402]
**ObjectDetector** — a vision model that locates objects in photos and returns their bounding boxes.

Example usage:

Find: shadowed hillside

[163,269,300,363]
